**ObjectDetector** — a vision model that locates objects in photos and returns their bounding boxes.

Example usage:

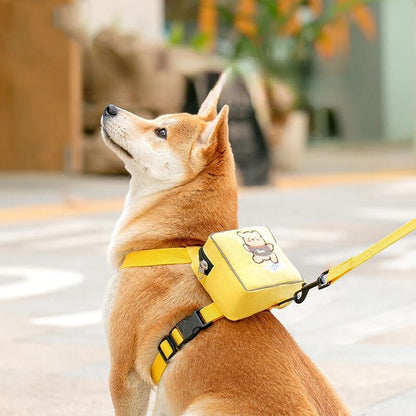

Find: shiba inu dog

[101,73,350,416]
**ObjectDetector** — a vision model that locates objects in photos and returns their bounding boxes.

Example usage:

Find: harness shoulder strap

[121,246,200,268]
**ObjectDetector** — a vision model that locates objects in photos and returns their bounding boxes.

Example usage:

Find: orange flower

[235,0,257,37]
[315,1,377,59]
[235,19,258,37]
[308,0,322,16]
[314,24,336,58]
[280,15,301,36]
[198,0,218,49]
[314,17,349,58]
[277,0,300,15]
[335,17,350,53]
[277,0,302,36]
[351,4,376,39]
[238,0,256,15]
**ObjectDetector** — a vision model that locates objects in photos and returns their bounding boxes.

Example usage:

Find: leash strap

[327,218,416,283]
[280,218,416,306]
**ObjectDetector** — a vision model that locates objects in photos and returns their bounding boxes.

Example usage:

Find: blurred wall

[79,0,164,41]
[0,0,82,171]
[380,0,416,142]
[309,0,416,142]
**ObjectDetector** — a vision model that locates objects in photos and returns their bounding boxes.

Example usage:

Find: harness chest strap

[121,246,225,384]
[150,302,223,384]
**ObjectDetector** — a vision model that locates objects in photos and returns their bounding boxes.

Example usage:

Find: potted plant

[168,0,377,173]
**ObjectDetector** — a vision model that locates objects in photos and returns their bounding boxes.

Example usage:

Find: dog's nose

[105,104,118,116]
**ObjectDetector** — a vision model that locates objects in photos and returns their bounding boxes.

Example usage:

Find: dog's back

[164,311,349,415]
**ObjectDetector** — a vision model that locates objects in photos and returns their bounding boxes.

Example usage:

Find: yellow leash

[284,217,416,305]
[121,218,416,384]
[327,217,416,284]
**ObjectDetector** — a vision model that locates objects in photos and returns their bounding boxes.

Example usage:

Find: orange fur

[102,74,350,416]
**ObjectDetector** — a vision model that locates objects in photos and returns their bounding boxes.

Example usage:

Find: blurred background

[1,1,416,415]
[1,0,416,183]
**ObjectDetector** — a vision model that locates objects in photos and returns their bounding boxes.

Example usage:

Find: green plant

[169,0,377,75]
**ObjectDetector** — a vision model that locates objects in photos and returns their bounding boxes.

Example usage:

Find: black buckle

[157,308,212,363]
[293,270,331,304]
[158,335,178,363]
[176,308,212,345]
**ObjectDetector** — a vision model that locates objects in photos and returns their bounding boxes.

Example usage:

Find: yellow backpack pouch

[190,226,305,321]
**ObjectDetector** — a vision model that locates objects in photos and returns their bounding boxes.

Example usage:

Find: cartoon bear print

[237,230,279,264]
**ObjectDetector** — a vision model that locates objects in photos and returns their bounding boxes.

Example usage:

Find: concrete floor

[0,162,415,415]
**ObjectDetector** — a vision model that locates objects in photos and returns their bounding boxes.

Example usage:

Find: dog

[101,73,351,416]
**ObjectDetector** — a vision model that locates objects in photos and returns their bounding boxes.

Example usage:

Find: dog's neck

[108,156,238,269]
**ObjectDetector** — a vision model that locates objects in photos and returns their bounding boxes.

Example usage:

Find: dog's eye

[155,128,167,139]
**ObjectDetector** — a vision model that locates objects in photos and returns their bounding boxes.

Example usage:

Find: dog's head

[101,72,232,194]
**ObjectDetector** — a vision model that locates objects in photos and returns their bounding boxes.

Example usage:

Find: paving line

[0,219,113,243]
[307,302,416,345]
[0,266,83,300]
[1,170,415,225]
[269,226,345,243]
[359,389,416,416]
[355,207,416,222]
[31,310,102,328]
[0,198,124,225]
[275,169,416,190]
[27,231,111,251]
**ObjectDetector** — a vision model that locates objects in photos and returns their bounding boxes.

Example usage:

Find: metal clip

[293,270,330,304]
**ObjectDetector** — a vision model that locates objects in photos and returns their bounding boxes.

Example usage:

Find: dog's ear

[198,70,229,121]
[198,105,229,151]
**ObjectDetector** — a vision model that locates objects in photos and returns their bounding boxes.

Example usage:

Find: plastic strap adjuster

[157,308,212,364]
[158,335,178,363]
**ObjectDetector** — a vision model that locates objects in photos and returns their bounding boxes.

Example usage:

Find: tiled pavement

[0,166,415,415]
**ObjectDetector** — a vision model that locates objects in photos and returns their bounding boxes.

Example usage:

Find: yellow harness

[121,218,416,385]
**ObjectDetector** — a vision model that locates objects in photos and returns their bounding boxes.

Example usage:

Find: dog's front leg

[151,396,164,416]
[110,366,151,416]
[107,303,151,415]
